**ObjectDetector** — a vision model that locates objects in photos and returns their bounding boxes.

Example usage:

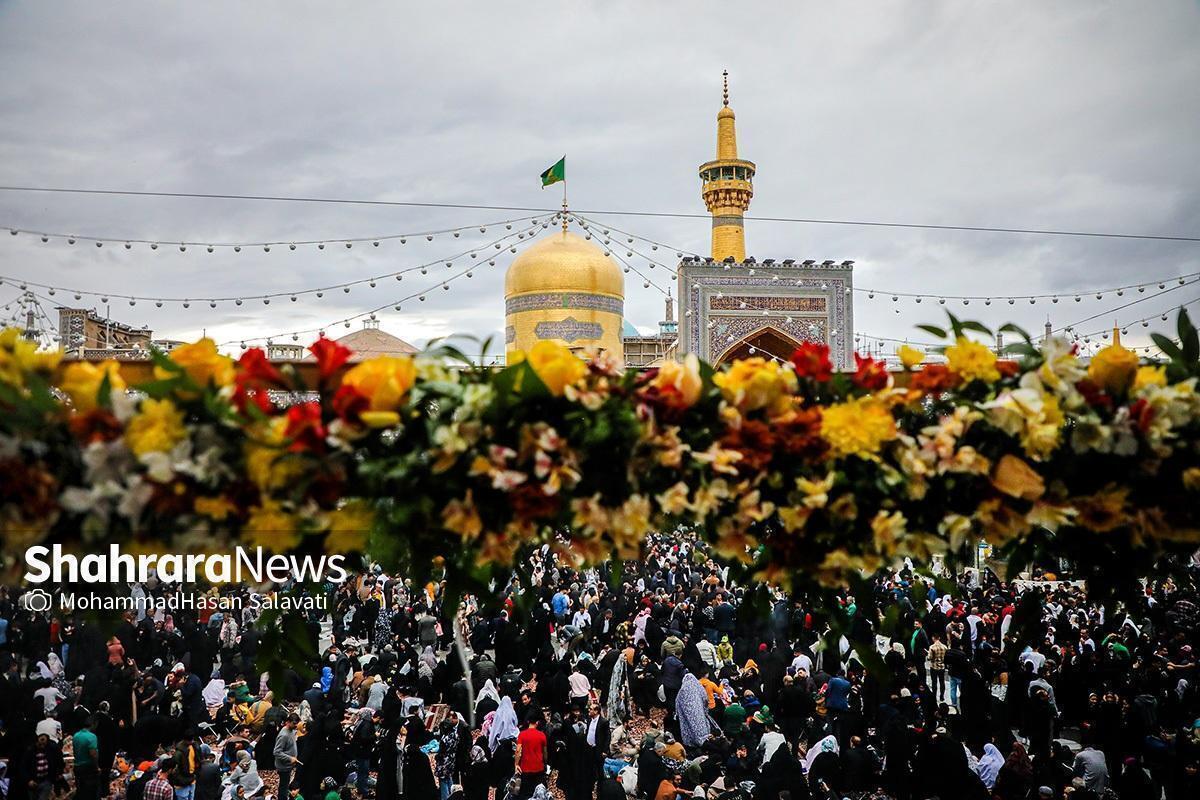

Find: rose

[511,341,587,397]
[59,360,126,413]
[340,356,417,427]
[1087,342,1139,396]
[157,338,233,391]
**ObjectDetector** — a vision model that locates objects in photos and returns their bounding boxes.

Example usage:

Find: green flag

[540,156,565,188]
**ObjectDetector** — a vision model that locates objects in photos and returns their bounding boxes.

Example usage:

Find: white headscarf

[802,734,839,774]
[976,743,1004,788]
[488,697,519,752]
[475,679,501,709]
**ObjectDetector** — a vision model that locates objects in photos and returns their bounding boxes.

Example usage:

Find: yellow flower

[712,357,797,415]
[656,482,691,516]
[0,327,61,387]
[938,513,974,550]
[983,375,1063,460]
[1088,341,1139,395]
[897,345,925,370]
[343,356,417,412]
[194,496,237,521]
[125,398,187,457]
[795,472,835,509]
[1184,467,1200,492]
[692,442,744,474]
[510,341,587,397]
[945,337,1001,384]
[609,495,652,559]
[871,510,907,557]
[1026,502,1077,532]
[778,506,812,533]
[59,360,126,413]
[325,501,374,553]
[243,500,301,551]
[442,491,484,540]
[1074,486,1130,533]
[245,418,304,491]
[648,353,703,408]
[813,550,884,587]
[820,396,897,459]
[1134,365,1166,391]
[990,454,1045,501]
[157,338,234,390]
[359,410,401,428]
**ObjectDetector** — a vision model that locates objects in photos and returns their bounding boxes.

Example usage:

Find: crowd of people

[0,536,1198,800]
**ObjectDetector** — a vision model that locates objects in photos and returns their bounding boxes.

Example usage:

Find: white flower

[117,476,155,521]
[1037,335,1086,398]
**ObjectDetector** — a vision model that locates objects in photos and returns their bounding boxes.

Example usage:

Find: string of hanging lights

[1,213,546,252]
[573,214,1200,308]
[216,223,550,349]
[0,218,551,308]
[568,213,1187,358]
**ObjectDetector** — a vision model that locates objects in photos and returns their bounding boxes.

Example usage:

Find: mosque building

[503,72,854,369]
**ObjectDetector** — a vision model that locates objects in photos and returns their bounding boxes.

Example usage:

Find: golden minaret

[699,70,755,262]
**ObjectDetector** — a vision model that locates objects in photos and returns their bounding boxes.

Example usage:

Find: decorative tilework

[506,292,622,316]
[676,261,853,369]
[709,295,826,312]
[709,316,825,361]
[505,325,516,344]
[534,317,604,343]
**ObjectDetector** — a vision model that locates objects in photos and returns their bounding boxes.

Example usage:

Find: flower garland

[2,312,1199,600]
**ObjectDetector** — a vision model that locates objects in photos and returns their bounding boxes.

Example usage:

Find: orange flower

[990,454,1045,501]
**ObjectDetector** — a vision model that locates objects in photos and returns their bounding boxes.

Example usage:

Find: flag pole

[561,175,568,233]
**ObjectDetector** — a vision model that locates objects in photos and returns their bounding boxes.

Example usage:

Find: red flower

[510,483,562,521]
[720,419,777,474]
[68,409,123,444]
[309,337,352,381]
[1074,379,1113,412]
[237,348,284,385]
[852,353,889,391]
[910,364,959,395]
[775,407,829,460]
[332,384,369,423]
[1128,398,1155,435]
[284,401,327,452]
[997,360,1020,378]
[233,348,284,416]
[234,387,275,416]
[791,342,833,382]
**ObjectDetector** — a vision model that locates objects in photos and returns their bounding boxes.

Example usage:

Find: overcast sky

[1,0,1198,358]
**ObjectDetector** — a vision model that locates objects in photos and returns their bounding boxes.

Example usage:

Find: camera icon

[22,588,54,613]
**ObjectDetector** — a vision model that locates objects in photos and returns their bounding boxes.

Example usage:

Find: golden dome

[717,105,735,120]
[505,231,624,299]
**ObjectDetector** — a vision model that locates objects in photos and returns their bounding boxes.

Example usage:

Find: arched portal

[715,325,804,366]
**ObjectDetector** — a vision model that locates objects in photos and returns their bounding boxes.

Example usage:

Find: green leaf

[1003,343,1039,358]
[132,378,184,400]
[1151,334,1185,363]
[148,345,183,374]
[916,324,947,340]
[97,372,113,410]
[998,323,1033,343]
[1177,308,1199,365]
[958,320,993,337]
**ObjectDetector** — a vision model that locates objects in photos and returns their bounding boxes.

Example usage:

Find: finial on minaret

[1112,324,1122,347]
[722,70,729,107]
